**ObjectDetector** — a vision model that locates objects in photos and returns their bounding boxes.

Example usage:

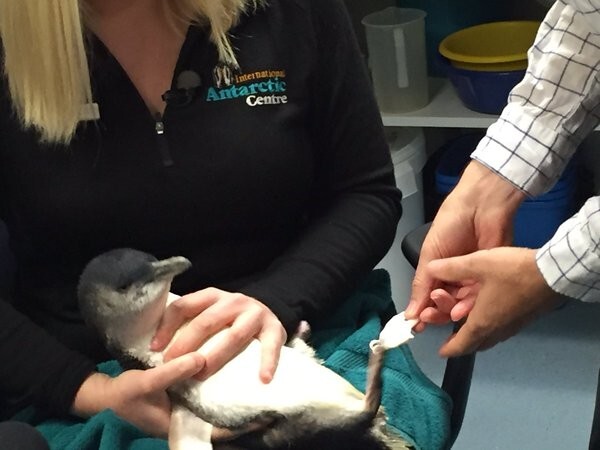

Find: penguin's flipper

[169,404,213,450]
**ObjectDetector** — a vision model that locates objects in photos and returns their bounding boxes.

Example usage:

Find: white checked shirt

[471,0,600,301]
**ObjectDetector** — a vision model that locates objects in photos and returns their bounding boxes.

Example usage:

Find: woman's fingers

[193,312,261,380]
[151,288,223,351]
[99,353,205,437]
[163,303,237,362]
[192,309,286,382]
[159,289,249,360]
[140,353,205,392]
[257,322,287,383]
[151,287,287,382]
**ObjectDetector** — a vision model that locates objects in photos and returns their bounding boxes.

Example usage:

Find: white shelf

[381,78,600,131]
[380,77,498,129]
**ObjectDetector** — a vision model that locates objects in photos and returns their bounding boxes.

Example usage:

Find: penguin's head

[78,248,191,339]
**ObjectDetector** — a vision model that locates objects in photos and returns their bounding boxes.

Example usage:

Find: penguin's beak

[150,256,192,280]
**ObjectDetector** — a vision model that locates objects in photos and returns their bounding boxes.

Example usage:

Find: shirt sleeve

[0,124,96,415]
[0,299,96,416]
[240,0,402,333]
[472,0,600,302]
[472,0,600,197]
[537,197,600,302]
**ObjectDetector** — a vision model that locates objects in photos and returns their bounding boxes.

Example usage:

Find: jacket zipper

[155,113,174,167]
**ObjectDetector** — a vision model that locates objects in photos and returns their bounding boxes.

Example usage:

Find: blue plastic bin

[434,134,576,248]
[441,58,526,114]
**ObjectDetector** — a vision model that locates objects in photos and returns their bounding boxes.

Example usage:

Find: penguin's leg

[169,405,213,450]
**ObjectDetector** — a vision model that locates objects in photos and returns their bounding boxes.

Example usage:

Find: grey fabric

[0,421,49,450]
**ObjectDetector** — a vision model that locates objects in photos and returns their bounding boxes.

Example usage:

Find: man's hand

[406,161,526,330]
[425,247,564,357]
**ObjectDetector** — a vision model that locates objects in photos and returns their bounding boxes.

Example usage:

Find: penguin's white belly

[182,337,365,425]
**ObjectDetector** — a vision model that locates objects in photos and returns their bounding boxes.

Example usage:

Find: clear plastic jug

[362,7,429,113]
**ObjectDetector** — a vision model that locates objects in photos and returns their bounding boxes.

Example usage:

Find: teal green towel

[14,269,451,450]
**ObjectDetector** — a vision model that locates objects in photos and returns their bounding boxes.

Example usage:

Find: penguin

[77,248,406,450]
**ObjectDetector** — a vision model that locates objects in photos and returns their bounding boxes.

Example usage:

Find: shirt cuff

[471,109,571,197]
[536,197,600,302]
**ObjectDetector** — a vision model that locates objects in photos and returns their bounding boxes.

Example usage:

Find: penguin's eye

[116,283,130,292]
[115,277,133,292]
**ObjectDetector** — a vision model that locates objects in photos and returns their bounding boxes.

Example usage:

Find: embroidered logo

[207,66,288,107]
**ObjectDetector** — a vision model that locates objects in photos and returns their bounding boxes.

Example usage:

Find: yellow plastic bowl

[439,21,541,71]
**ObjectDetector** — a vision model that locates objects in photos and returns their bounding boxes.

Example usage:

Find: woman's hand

[425,247,564,357]
[150,288,287,383]
[71,353,205,437]
[406,161,526,330]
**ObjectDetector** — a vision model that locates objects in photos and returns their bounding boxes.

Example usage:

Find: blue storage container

[442,60,526,114]
[434,134,577,248]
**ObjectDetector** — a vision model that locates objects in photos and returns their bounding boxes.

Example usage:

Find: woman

[0,0,401,439]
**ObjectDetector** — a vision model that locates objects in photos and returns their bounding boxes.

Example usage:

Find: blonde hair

[0,0,265,144]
